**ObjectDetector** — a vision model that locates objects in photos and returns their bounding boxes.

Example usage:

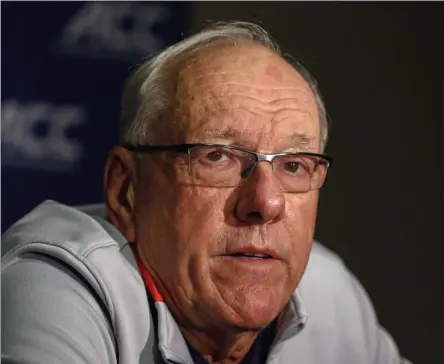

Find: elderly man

[2,22,410,364]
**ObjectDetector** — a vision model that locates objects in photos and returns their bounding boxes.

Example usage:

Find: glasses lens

[189,146,255,187]
[273,154,328,192]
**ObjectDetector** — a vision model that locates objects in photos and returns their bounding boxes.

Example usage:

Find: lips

[230,252,272,259]
[223,247,279,260]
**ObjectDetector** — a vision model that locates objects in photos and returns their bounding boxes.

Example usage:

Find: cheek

[136,184,228,283]
[285,192,319,269]
[287,191,319,233]
[175,188,226,251]
[174,189,232,297]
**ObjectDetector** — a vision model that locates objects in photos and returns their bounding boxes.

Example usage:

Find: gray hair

[120,21,329,151]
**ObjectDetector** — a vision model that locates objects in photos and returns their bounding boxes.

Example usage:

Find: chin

[224,286,285,330]
[228,308,280,331]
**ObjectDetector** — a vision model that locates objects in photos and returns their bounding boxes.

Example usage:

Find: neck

[180,325,261,364]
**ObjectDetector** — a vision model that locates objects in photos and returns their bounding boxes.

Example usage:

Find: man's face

[134,44,321,331]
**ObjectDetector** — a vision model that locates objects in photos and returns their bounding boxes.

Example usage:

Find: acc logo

[2,99,86,172]
[57,2,168,61]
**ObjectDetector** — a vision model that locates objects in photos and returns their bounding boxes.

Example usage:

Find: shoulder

[290,241,404,363]
[2,251,118,364]
[2,200,133,311]
[298,241,375,326]
[1,201,153,363]
[2,200,120,259]
[301,241,362,295]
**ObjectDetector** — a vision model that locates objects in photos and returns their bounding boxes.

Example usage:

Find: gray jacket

[2,200,410,364]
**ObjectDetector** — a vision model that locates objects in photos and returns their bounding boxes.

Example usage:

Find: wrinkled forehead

[171,44,320,151]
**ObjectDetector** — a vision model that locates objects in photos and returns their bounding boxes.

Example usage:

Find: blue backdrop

[2,1,189,231]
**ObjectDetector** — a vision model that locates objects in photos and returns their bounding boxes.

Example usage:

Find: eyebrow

[288,133,316,148]
[201,129,315,149]
[201,128,239,139]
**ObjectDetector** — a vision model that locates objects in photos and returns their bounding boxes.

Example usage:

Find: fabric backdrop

[2,2,188,231]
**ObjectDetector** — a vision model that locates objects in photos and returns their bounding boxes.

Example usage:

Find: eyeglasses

[122,143,333,193]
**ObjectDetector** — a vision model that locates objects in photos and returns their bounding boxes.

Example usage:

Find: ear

[126,183,135,209]
[104,146,137,243]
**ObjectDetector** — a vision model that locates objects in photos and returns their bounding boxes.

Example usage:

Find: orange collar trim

[131,246,164,302]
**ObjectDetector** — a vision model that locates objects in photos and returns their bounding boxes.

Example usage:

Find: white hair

[120,21,329,151]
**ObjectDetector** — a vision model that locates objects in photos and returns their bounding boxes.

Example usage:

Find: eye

[284,161,301,173]
[205,150,229,162]
[279,156,314,176]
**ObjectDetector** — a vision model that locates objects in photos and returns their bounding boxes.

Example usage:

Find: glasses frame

[121,142,333,189]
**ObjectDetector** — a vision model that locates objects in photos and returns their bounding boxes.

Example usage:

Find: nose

[234,162,285,224]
